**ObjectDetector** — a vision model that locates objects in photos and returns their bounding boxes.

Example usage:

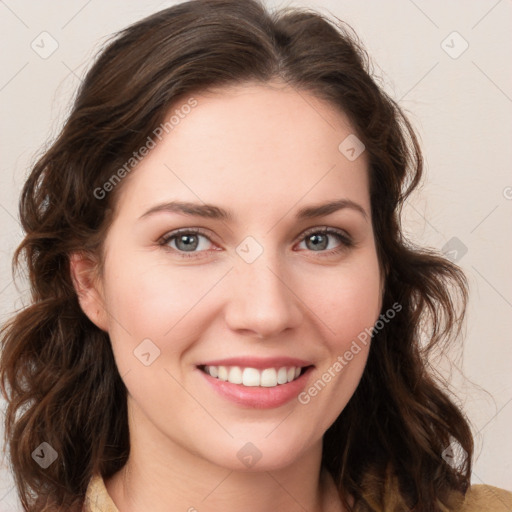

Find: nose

[223,254,303,339]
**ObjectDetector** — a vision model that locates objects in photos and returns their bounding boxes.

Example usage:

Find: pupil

[178,234,198,251]
[308,234,327,251]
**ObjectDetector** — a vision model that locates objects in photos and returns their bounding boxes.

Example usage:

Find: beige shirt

[83,471,512,511]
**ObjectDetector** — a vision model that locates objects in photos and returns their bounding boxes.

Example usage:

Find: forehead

[113,81,370,220]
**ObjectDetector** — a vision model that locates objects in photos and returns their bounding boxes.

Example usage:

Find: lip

[196,363,315,409]
[197,356,313,369]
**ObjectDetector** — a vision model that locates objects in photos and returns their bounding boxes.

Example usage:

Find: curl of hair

[1,0,473,510]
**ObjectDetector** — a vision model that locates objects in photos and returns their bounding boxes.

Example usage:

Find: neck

[104,402,344,512]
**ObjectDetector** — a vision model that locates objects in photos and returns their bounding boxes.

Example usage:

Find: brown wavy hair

[0,0,474,510]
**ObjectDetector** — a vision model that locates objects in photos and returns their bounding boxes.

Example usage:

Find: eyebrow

[138,198,368,222]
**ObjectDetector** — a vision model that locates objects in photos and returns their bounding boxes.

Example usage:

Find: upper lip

[197,356,314,369]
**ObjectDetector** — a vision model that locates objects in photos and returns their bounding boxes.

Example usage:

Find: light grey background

[1,0,511,509]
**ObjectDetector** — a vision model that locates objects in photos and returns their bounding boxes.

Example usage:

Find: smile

[201,365,305,387]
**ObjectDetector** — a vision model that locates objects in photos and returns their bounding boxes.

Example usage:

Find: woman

[1,0,511,511]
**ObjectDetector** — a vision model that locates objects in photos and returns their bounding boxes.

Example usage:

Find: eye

[295,227,353,256]
[158,226,354,259]
[158,228,216,259]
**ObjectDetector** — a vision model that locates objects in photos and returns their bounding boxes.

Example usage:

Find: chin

[196,432,317,473]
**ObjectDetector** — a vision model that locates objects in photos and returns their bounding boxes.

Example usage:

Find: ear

[69,252,109,331]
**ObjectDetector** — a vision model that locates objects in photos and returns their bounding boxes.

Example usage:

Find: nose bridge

[224,239,303,337]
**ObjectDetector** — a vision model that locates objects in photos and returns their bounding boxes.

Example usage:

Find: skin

[71,80,384,512]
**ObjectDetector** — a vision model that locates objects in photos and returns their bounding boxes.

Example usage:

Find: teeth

[203,365,303,387]
[228,366,243,384]
[243,368,260,387]
[260,368,276,387]
[218,366,228,381]
[277,367,288,384]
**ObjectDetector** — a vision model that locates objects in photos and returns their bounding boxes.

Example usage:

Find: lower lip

[199,367,314,409]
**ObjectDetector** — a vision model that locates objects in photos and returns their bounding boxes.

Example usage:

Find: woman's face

[89,82,383,471]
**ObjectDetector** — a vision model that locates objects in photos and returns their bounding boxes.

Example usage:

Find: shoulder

[83,473,120,512]
[458,484,512,511]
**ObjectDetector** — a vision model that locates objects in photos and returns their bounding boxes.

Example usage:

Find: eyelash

[158,226,354,260]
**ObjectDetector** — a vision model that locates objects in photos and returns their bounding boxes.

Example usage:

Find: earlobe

[69,252,109,331]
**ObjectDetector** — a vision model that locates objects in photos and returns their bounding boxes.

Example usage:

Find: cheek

[295,262,380,430]
[297,251,380,408]
[301,254,382,346]
[101,253,222,367]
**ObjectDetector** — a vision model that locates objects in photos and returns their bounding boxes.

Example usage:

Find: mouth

[198,364,311,388]
[196,356,315,408]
